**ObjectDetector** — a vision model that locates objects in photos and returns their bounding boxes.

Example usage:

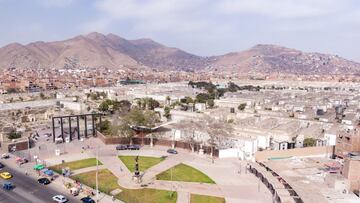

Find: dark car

[0,162,4,169]
[116,144,128,150]
[37,177,51,185]
[167,149,178,154]
[80,197,95,203]
[127,144,140,150]
[18,158,28,165]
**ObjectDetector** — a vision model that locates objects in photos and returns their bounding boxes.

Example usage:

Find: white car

[52,195,68,203]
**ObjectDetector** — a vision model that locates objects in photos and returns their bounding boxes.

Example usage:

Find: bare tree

[172,119,204,152]
[203,115,234,163]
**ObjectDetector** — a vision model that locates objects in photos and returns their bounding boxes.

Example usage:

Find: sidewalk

[141,156,181,183]
[71,165,107,175]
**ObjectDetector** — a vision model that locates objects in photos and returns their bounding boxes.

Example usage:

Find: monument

[133,156,141,183]
[134,156,140,176]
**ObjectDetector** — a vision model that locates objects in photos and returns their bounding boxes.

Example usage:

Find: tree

[118,119,134,143]
[143,97,160,110]
[124,108,159,128]
[203,115,234,163]
[134,98,160,110]
[98,100,111,112]
[180,96,194,104]
[163,106,171,120]
[227,82,240,92]
[172,119,204,152]
[238,103,247,111]
[117,100,132,115]
[195,93,211,103]
[98,120,112,135]
[40,92,45,99]
[119,109,160,144]
[7,130,22,140]
[303,138,316,147]
[166,96,171,105]
[207,99,215,108]
[6,88,17,94]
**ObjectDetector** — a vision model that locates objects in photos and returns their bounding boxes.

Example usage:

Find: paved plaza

[30,131,272,203]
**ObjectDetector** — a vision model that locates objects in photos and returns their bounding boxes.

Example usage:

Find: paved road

[0,163,79,203]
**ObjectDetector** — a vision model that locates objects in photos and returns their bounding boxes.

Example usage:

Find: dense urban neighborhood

[0,79,359,203]
[1,1,360,202]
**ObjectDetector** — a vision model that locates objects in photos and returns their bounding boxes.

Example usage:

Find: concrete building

[335,128,360,158]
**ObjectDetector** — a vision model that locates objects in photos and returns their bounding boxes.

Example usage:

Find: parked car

[55,138,63,144]
[1,153,9,159]
[37,177,51,185]
[2,182,14,190]
[116,144,128,150]
[80,196,95,203]
[0,172,12,179]
[17,158,28,165]
[0,162,5,169]
[127,144,140,150]
[44,133,52,137]
[167,149,178,154]
[52,195,68,203]
[70,187,80,196]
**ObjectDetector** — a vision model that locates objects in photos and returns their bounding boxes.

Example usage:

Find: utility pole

[95,146,99,202]
[170,166,173,198]
[27,136,31,162]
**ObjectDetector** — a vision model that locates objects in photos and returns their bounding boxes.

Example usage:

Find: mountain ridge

[0,32,359,75]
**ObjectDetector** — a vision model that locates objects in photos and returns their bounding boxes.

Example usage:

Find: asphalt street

[0,162,79,203]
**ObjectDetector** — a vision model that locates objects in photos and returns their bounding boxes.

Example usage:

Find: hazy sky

[0,0,359,61]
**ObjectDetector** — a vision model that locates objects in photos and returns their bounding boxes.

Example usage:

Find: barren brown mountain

[210,44,360,75]
[0,33,359,75]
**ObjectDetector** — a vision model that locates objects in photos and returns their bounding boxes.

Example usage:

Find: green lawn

[191,194,226,203]
[71,169,118,193]
[49,158,102,174]
[156,163,215,184]
[118,156,165,172]
[72,169,177,203]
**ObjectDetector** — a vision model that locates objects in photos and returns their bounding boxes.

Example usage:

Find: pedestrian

[112,196,115,201]
[25,170,28,175]
[120,166,122,172]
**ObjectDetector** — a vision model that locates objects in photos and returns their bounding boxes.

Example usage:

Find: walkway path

[71,165,107,175]
[176,191,190,203]
[42,138,272,203]
[141,154,182,183]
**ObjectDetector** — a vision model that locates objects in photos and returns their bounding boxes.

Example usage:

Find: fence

[97,131,218,157]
